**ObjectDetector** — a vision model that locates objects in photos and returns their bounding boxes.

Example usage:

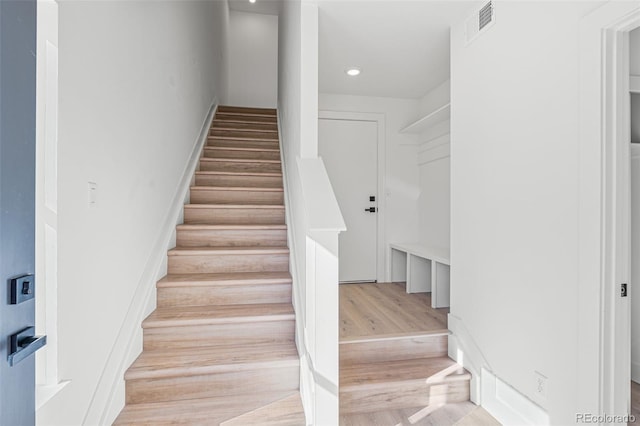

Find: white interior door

[319,118,377,282]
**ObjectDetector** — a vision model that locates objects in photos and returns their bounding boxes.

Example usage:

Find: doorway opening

[630,24,640,421]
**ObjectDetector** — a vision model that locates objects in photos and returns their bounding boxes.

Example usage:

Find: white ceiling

[318,1,478,99]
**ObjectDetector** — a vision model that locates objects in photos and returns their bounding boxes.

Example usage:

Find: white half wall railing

[280,139,345,425]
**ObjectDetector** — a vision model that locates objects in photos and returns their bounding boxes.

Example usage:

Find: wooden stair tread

[208,136,279,142]
[217,106,277,116]
[158,271,292,287]
[125,341,299,380]
[143,303,295,328]
[177,224,286,230]
[340,329,450,344]
[205,145,280,152]
[211,126,278,133]
[340,357,469,389]
[168,246,289,255]
[200,157,281,164]
[214,118,278,126]
[191,185,284,192]
[185,203,284,209]
[115,392,294,425]
[208,136,279,143]
[221,393,305,426]
[196,170,282,177]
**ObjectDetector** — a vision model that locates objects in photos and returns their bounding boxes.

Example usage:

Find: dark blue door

[0,1,40,425]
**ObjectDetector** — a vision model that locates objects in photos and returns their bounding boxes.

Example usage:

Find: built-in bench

[389,243,450,308]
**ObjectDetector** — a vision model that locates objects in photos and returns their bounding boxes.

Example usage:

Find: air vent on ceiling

[465,1,495,45]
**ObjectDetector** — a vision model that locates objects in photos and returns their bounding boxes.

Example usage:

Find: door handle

[8,327,46,367]
[364,207,376,213]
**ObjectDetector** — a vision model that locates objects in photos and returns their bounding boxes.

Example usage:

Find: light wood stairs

[114,106,305,425]
[339,330,471,422]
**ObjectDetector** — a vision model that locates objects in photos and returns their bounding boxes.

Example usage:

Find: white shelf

[400,103,450,134]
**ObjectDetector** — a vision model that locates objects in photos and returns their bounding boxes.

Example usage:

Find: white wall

[450,2,600,424]
[318,94,421,267]
[36,1,228,425]
[228,10,278,108]
[416,80,451,250]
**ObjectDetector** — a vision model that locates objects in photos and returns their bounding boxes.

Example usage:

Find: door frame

[318,110,387,283]
[578,2,640,420]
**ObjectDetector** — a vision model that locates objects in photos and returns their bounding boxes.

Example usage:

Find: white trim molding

[82,101,218,426]
[447,314,491,404]
[481,369,549,426]
[578,2,640,420]
[318,110,387,282]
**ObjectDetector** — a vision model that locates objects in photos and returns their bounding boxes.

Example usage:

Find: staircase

[114,106,305,425]
[340,331,471,421]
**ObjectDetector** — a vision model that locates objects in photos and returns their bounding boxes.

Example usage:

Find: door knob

[364,207,376,213]
[8,327,46,367]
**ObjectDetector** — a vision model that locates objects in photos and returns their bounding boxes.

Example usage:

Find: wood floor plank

[339,283,448,339]
[125,341,299,380]
[339,402,482,426]
[143,303,294,328]
[114,392,293,425]
[221,393,305,426]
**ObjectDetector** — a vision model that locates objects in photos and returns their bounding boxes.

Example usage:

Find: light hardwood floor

[339,282,500,425]
[339,402,500,426]
[339,282,448,340]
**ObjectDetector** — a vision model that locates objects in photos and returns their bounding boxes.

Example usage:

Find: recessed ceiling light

[346,68,361,77]
[249,0,256,3]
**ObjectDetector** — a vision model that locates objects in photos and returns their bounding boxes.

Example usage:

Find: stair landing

[339,282,473,424]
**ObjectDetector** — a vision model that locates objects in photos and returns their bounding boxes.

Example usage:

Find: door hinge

[621,283,628,297]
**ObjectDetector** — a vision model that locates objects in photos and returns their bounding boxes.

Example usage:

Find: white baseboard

[276,108,311,425]
[447,314,491,404]
[82,100,217,425]
[481,369,549,426]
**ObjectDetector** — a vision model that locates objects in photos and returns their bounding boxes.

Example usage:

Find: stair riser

[126,365,298,404]
[208,138,280,150]
[339,379,470,415]
[190,188,284,205]
[143,320,295,350]
[214,113,278,123]
[184,207,285,225]
[211,122,278,132]
[168,253,289,274]
[340,335,448,365]
[199,161,282,174]
[177,229,287,248]
[195,174,282,188]
[203,149,280,161]
[157,283,292,308]
[217,106,277,116]
[210,129,278,140]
